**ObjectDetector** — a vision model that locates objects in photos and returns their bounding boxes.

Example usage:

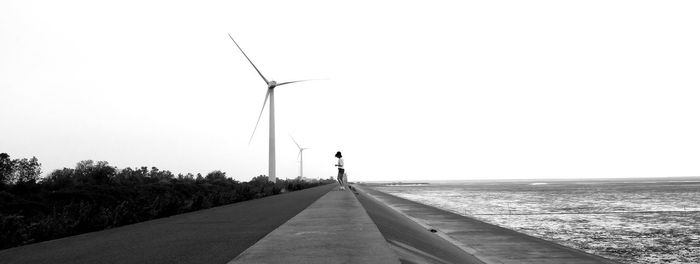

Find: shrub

[0,154,334,249]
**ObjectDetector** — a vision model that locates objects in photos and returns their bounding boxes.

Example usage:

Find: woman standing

[335,151,345,190]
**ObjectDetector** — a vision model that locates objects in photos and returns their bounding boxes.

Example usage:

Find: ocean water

[372,179,700,264]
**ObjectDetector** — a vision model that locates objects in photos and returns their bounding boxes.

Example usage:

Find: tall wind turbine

[290,135,309,179]
[228,33,314,182]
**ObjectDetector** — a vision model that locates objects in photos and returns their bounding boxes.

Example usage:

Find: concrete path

[0,184,335,264]
[228,187,401,264]
[355,185,487,264]
[359,186,620,264]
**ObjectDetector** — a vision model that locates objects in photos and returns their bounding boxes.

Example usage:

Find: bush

[0,154,334,249]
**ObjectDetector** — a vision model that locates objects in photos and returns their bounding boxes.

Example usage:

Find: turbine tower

[290,135,309,179]
[228,34,314,182]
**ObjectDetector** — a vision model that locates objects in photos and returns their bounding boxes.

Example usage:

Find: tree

[14,157,41,183]
[43,168,75,189]
[74,160,115,185]
[75,160,95,171]
[249,175,271,186]
[0,154,42,184]
[177,173,195,181]
[205,171,227,183]
[0,153,13,184]
[149,167,174,181]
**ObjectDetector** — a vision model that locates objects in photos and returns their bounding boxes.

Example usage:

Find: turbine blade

[249,90,271,145]
[276,79,324,86]
[297,150,302,161]
[228,33,269,84]
[289,134,301,149]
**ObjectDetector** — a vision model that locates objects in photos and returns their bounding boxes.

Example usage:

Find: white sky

[2,0,699,182]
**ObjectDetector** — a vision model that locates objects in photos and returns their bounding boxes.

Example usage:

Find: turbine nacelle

[267,80,277,89]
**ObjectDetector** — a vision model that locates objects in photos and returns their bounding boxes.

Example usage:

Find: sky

[1,0,699,182]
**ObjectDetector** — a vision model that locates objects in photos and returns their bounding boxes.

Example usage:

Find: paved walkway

[228,187,401,264]
[359,186,620,264]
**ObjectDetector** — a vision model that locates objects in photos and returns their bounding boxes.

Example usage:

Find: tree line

[0,153,334,249]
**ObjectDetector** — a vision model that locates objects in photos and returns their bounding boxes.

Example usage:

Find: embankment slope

[0,184,334,264]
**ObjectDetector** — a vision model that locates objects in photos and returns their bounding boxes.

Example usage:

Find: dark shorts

[337,169,345,182]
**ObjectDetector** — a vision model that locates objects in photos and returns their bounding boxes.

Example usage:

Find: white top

[337,158,344,169]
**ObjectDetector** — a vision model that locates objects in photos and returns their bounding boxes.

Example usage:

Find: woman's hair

[335,151,342,158]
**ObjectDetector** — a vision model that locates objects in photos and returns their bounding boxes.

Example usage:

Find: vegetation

[0,153,334,250]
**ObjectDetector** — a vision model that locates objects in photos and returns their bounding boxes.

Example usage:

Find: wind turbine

[228,33,315,182]
[290,135,310,179]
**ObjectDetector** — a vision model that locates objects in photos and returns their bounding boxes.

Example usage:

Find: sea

[371,178,700,264]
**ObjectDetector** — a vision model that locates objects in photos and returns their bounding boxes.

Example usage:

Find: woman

[334,151,345,190]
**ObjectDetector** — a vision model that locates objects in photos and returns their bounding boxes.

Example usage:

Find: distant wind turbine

[228,33,317,182]
[290,135,310,179]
